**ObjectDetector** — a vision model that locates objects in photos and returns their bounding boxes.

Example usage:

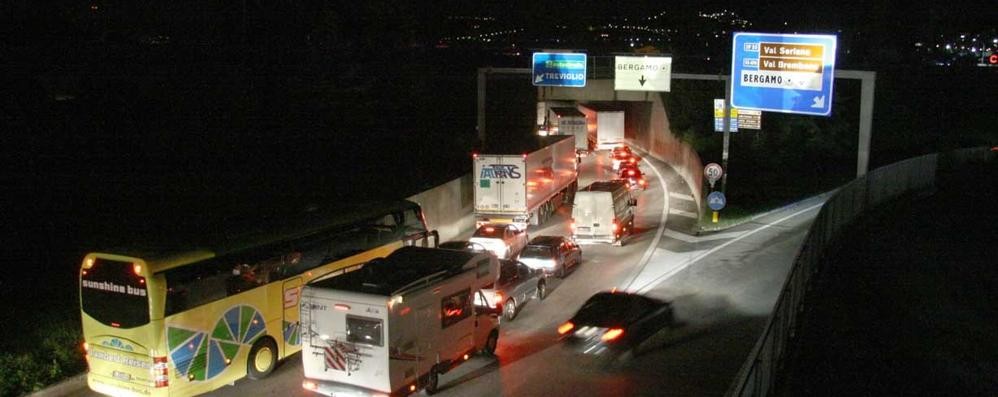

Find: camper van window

[441,289,472,328]
[346,315,383,347]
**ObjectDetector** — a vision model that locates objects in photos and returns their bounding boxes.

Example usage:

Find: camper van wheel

[537,281,547,300]
[484,330,499,356]
[246,337,278,380]
[425,366,440,394]
[504,299,517,321]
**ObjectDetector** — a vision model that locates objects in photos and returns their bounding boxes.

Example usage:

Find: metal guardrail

[726,147,993,396]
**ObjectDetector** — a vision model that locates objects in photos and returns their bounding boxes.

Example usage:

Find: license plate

[112,371,132,381]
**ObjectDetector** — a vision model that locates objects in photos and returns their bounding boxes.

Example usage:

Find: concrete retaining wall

[406,173,476,243]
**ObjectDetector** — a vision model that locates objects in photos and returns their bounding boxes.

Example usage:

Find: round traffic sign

[707,191,727,211]
[704,163,723,183]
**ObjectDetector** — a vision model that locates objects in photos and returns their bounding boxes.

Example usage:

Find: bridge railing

[726,146,993,397]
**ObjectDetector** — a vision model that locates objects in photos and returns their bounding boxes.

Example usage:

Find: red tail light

[601,328,624,341]
[570,221,577,231]
[492,291,503,307]
[558,321,575,335]
[153,356,169,387]
[627,170,635,176]
[611,220,619,232]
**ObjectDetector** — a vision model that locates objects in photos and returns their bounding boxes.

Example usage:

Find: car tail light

[627,170,635,176]
[492,291,503,307]
[152,356,169,387]
[601,328,624,341]
[558,321,575,335]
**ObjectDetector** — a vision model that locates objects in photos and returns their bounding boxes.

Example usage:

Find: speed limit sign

[704,163,723,188]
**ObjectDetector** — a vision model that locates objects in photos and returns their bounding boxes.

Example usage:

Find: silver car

[482,259,547,321]
[518,235,582,278]
[468,223,529,260]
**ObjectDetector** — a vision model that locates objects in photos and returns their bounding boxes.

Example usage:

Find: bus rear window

[81,258,150,328]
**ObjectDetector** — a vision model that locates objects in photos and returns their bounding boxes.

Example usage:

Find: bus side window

[164,259,231,316]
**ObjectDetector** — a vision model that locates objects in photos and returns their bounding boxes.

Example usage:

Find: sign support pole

[721,77,732,193]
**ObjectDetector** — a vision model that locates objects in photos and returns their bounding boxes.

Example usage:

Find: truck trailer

[549,107,594,154]
[300,247,501,396]
[473,134,579,229]
[578,103,625,151]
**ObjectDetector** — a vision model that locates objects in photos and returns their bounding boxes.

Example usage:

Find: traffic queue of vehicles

[300,144,652,396]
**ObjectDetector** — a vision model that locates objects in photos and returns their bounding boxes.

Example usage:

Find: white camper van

[571,180,637,246]
[300,247,501,396]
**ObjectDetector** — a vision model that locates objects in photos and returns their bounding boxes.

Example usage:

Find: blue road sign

[707,191,727,211]
[730,33,837,116]
[532,52,587,87]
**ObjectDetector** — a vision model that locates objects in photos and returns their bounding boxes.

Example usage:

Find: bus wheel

[425,366,440,394]
[247,337,278,380]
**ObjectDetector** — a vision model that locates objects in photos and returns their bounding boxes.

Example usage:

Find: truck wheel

[425,366,440,394]
[504,298,517,321]
[246,337,278,380]
[537,281,547,300]
[484,330,499,356]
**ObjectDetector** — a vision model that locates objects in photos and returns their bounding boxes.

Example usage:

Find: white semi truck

[578,103,625,151]
[549,107,594,154]
[300,247,501,396]
[473,135,579,229]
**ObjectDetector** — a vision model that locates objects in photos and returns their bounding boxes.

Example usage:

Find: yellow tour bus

[79,200,438,396]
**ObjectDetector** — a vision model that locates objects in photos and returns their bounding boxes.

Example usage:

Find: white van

[571,180,636,246]
[300,247,501,396]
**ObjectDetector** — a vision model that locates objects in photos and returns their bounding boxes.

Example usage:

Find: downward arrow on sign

[638,75,647,86]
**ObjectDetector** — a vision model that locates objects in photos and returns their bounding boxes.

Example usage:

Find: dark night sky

[1,0,996,299]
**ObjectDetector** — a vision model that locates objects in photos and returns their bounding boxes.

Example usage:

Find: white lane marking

[669,192,696,202]
[620,153,671,292]
[633,202,825,294]
[668,208,699,218]
[662,228,745,243]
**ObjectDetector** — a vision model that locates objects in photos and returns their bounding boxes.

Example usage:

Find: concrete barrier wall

[406,173,476,243]
[632,90,705,214]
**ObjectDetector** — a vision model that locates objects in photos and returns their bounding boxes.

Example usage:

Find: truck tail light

[611,220,619,232]
[152,356,169,387]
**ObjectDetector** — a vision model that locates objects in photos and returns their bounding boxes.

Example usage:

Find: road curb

[27,373,86,397]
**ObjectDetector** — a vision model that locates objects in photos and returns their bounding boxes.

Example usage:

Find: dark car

[610,145,641,171]
[517,235,582,278]
[558,291,674,358]
[620,166,646,188]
